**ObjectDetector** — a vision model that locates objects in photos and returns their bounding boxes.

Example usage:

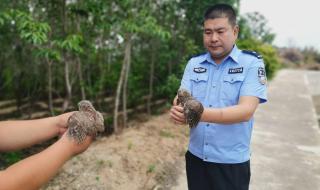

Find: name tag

[228,67,243,74]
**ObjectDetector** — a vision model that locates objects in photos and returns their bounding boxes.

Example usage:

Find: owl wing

[67,112,88,144]
[184,99,204,128]
[94,111,105,133]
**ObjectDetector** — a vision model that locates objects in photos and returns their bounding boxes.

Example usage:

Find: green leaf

[59,34,84,54]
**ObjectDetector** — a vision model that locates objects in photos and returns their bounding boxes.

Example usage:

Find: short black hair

[204,4,237,26]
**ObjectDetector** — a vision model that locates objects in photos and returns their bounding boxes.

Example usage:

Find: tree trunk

[97,50,104,107]
[113,34,131,133]
[76,56,86,100]
[47,58,54,115]
[15,73,22,114]
[63,56,72,111]
[147,43,155,115]
[122,37,132,127]
[61,0,72,111]
[75,14,86,100]
[113,64,125,133]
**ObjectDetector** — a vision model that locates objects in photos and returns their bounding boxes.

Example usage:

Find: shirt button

[209,105,212,107]
[212,84,216,88]
[205,142,208,145]
[206,123,209,127]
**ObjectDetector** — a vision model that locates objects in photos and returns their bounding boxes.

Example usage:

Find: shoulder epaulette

[242,50,263,59]
[188,52,206,60]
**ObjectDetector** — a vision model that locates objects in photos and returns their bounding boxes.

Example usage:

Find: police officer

[170,4,267,190]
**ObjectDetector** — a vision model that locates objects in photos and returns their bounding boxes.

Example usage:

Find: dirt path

[43,113,189,190]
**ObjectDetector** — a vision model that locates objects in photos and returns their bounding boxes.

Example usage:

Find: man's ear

[233,25,239,37]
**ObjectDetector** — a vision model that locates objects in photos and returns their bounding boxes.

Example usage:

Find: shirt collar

[203,45,240,65]
[228,45,241,64]
[205,53,215,65]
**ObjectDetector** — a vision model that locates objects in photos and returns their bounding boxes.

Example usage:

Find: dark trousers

[185,151,251,190]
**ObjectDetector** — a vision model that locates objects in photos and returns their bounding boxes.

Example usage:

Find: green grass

[127,141,133,150]
[159,130,175,138]
[147,164,156,173]
[107,160,113,168]
[96,160,105,167]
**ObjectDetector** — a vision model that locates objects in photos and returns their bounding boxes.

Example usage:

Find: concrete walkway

[172,69,320,190]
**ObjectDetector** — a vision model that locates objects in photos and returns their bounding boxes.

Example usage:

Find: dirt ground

[42,113,189,190]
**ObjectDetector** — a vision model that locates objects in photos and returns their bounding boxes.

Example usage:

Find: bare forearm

[0,117,59,151]
[201,105,253,124]
[0,138,73,190]
[200,96,259,124]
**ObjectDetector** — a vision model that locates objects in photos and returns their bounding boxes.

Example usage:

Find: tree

[112,0,170,133]
[36,48,61,115]
[280,47,304,64]
[240,12,275,44]
[0,9,50,115]
[55,34,84,111]
[1,0,255,136]
[302,47,320,64]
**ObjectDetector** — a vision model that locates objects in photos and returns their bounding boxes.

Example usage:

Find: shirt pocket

[190,74,208,99]
[221,75,245,105]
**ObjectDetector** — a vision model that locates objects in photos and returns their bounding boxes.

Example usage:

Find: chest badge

[228,67,243,74]
[193,67,207,73]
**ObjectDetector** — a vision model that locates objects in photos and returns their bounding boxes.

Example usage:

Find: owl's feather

[67,100,105,144]
[177,89,204,128]
[184,99,204,128]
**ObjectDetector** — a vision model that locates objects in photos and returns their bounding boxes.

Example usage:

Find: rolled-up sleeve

[240,60,267,103]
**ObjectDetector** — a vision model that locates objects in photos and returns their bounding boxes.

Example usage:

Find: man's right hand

[170,105,186,125]
[59,132,93,156]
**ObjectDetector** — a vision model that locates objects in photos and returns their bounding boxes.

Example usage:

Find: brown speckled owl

[177,89,204,128]
[67,100,104,144]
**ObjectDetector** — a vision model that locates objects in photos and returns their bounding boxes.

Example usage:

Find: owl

[67,100,105,144]
[177,89,204,128]
[177,88,192,106]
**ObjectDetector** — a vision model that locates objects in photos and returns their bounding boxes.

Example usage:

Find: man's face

[203,18,239,63]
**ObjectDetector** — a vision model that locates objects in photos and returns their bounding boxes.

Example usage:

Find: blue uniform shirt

[180,45,267,164]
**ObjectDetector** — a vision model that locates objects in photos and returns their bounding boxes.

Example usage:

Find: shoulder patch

[242,50,263,59]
